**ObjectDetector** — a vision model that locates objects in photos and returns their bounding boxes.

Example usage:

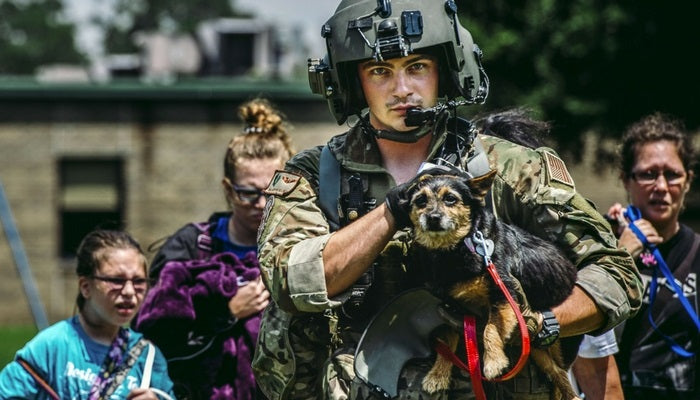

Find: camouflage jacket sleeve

[479,135,642,332]
[257,147,349,314]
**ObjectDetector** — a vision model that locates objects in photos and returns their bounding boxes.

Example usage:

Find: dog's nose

[426,213,444,231]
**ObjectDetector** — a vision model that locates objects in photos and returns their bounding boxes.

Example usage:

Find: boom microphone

[405,107,436,127]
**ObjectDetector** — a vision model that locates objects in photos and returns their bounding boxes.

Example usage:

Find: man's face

[358,54,439,133]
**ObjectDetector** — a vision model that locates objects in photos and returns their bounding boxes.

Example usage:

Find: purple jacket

[136,249,261,400]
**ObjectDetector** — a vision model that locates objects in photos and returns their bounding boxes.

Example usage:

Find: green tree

[459,0,698,156]
[0,0,85,75]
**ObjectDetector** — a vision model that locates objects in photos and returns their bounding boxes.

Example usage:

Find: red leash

[435,232,531,399]
[484,261,531,381]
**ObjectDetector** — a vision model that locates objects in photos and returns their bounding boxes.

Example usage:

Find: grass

[0,325,38,368]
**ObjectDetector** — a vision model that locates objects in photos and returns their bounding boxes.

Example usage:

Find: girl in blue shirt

[0,230,175,399]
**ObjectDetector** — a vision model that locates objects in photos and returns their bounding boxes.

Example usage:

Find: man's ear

[467,169,497,203]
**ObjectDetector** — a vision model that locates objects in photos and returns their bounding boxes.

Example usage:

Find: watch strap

[534,310,560,347]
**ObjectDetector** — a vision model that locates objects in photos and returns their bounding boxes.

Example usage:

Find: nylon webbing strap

[467,137,494,211]
[466,137,491,178]
[624,204,700,357]
[319,145,341,231]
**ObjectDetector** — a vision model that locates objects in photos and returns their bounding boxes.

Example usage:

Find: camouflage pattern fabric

[253,122,642,399]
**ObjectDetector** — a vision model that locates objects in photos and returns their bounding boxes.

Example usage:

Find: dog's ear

[467,169,497,204]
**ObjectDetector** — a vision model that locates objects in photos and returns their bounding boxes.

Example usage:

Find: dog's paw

[423,375,450,394]
[422,373,450,394]
[482,355,510,380]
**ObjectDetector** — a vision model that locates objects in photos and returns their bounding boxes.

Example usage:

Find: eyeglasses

[232,184,265,203]
[92,275,149,293]
[631,169,686,186]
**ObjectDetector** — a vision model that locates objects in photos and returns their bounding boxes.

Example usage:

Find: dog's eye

[442,193,459,206]
[413,193,428,208]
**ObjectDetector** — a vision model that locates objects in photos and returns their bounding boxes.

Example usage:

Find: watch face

[537,331,559,347]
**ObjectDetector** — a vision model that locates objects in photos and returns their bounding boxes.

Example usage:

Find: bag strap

[16,358,60,400]
[102,338,149,397]
[192,221,213,259]
[138,342,177,400]
[140,343,156,389]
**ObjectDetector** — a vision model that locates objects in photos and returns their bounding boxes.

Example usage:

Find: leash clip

[465,230,494,266]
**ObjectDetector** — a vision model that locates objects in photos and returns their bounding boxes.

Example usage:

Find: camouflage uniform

[254,122,642,400]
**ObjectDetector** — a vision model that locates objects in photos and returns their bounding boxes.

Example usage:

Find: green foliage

[0,0,85,74]
[0,325,37,368]
[101,0,250,54]
[459,0,698,159]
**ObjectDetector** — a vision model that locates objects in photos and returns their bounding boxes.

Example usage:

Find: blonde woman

[135,98,295,399]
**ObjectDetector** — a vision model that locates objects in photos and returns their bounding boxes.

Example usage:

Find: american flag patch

[544,152,575,187]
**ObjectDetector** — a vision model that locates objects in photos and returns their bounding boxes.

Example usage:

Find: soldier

[253,1,642,399]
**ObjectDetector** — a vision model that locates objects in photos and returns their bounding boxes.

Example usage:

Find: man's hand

[228,276,270,319]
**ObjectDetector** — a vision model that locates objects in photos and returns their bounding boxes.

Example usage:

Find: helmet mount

[309,0,489,134]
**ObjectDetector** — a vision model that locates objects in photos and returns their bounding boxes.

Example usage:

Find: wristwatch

[534,310,560,347]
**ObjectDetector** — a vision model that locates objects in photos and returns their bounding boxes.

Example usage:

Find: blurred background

[0,0,698,359]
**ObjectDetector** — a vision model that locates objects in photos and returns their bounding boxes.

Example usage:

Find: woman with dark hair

[0,229,174,399]
[608,112,698,399]
[135,98,295,399]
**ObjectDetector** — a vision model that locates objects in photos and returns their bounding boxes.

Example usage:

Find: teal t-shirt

[0,316,174,399]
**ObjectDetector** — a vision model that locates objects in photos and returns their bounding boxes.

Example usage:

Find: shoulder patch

[544,152,575,188]
[265,171,301,196]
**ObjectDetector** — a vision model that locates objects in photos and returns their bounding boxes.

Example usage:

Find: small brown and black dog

[408,169,580,400]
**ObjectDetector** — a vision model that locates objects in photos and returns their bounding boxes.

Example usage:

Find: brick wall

[0,120,696,325]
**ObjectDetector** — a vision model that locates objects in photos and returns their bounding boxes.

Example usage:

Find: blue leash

[624,205,699,357]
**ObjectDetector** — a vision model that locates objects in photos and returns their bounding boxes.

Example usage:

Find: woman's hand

[618,219,663,258]
[228,276,270,319]
[606,203,625,231]
[607,203,663,257]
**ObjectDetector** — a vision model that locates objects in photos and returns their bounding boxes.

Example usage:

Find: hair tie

[244,126,265,134]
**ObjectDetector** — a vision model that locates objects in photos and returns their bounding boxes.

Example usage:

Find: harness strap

[467,137,494,212]
[347,174,364,221]
[319,145,341,231]
[624,205,700,357]
[466,137,491,178]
